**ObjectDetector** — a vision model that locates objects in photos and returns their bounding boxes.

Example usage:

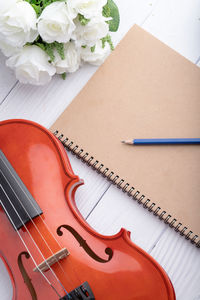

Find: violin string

[1,154,82,287]
[0,155,63,248]
[17,186,83,287]
[0,184,62,298]
[0,175,69,297]
[0,156,75,282]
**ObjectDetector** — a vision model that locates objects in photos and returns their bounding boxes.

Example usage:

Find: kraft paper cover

[51,25,200,243]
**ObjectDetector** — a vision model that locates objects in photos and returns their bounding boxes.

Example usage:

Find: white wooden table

[0,1,200,299]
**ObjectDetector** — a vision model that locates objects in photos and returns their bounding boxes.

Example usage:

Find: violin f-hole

[57,225,113,263]
[18,251,38,300]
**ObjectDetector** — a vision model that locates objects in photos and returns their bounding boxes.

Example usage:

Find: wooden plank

[67,151,110,218]
[0,258,13,300]
[87,185,167,252]
[150,228,200,300]
[0,53,17,104]
[142,0,200,63]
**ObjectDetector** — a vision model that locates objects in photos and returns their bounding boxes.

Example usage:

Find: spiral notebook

[51,25,200,246]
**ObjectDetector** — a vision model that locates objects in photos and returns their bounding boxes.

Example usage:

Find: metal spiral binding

[53,130,200,248]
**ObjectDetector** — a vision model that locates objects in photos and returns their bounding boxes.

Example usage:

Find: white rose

[0,40,20,57]
[53,42,80,74]
[73,15,109,47]
[38,2,76,43]
[0,0,16,14]
[80,39,110,65]
[0,0,38,48]
[69,0,107,19]
[6,45,56,85]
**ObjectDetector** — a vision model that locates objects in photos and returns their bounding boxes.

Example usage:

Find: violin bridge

[33,248,69,272]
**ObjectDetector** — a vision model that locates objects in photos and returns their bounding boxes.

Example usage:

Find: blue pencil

[121,138,200,145]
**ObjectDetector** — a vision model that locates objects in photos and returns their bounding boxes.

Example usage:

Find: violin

[0,119,176,300]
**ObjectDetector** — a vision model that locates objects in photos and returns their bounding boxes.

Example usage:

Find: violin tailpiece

[60,281,95,300]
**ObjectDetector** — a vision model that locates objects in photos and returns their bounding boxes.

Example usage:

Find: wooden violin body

[0,119,176,300]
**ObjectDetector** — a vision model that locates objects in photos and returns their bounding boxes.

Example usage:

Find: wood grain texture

[150,228,200,300]
[142,0,200,63]
[67,151,111,218]
[86,184,167,252]
[0,259,13,300]
[0,0,200,299]
[0,53,17,105]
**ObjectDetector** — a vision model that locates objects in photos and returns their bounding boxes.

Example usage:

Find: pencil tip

[121,139,133,145]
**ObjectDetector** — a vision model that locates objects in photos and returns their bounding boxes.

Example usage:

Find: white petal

[6,45,56,85]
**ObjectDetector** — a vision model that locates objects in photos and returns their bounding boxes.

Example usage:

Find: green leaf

[61,72,67,80]
[35,42,46,51]
[31,4,41,16]
[102,5,110,18]
[90,45,96,53]
[101,35,114,51]
[43,0,53,9]
[54,42,65,60]
[78,14,90,26]
[29,40,65,62]
[103,0,120,32]
[45,43,55,62]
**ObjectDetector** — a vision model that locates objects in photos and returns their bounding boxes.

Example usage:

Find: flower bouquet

[0,0,119,85]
